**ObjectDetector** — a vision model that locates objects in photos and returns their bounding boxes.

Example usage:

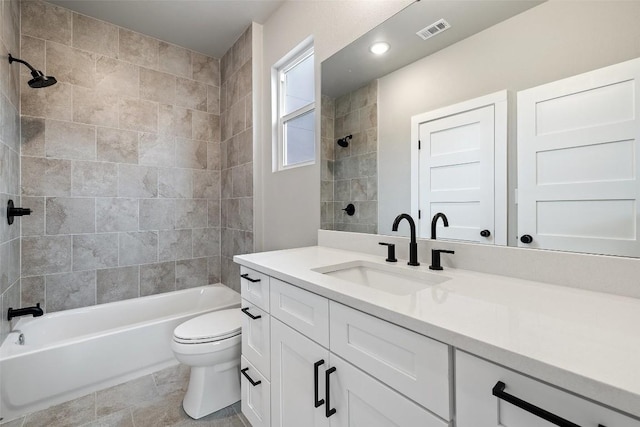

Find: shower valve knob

[7,200,32,225]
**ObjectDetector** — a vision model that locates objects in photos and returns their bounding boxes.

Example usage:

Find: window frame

[275,45,316,171]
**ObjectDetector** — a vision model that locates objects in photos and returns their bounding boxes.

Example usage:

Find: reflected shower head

[8,54,57,88]
[337,134,352,147]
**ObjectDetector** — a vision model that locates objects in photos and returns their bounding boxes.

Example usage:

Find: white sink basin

[312,260,450,296]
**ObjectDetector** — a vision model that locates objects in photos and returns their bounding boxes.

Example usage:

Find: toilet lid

[173,309,241,343]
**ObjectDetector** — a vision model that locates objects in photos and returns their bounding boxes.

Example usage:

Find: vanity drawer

[241,356,271,427]
[456,350,639,427]
[329,301,451,420]
[241,300,270,380]
[240,266,270,311]
[269,278,329,347]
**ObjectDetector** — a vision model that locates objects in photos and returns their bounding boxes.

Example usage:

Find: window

[275,46,315,170]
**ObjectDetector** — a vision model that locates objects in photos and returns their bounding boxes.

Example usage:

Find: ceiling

[50,0,285,58]
[322,0,544,98]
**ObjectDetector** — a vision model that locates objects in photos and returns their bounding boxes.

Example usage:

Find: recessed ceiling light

[369,42,390,55]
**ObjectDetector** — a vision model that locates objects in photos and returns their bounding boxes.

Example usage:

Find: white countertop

[234,246,640,419]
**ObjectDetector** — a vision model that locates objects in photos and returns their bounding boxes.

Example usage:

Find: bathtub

[0,284,240,422]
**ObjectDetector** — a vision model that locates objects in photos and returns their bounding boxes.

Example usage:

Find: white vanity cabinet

[456,350,640,427]
[240,268,452,427]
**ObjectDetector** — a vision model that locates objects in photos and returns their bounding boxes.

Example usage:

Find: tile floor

[1,364,250,427]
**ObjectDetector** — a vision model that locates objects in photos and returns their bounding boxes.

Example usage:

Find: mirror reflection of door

[411,91,507,244]
[517,58,640,257]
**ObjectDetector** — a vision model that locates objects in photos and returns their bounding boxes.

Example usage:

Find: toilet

[171,308,242,419]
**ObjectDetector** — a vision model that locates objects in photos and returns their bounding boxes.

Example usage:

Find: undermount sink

[312,260,450,296]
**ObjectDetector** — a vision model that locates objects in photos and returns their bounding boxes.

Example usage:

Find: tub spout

[7,303,43,321]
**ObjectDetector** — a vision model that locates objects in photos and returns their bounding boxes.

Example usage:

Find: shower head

[8,54,57,88]
[337,134,352,147]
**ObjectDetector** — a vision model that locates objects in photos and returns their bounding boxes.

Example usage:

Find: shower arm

[8,54,37,73]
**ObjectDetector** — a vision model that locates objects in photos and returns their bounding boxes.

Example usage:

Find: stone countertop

[234,246,640,419]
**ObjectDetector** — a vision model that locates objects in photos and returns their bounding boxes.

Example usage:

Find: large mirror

[320,0,640,257]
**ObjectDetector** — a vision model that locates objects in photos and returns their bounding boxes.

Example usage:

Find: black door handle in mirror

[325,367,337,417]
[240,273,261,283]
[492,381,582,427]
[480,229,491,237]
[520,234,533,244]
[314,360,325,408]
[241,367,261,387]
[241,307,261,320]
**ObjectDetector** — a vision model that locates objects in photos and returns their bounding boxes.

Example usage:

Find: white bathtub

[0,284,240,421]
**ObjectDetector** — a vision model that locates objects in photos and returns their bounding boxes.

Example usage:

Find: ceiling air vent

[416,19,451,41]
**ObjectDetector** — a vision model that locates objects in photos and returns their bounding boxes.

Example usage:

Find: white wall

[255,0,411,251]
[377,1,640,239]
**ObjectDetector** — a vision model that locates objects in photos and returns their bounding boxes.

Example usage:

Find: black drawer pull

[314,360,325,408]
[325,367,337,417]
[493,381,583,427]
[241,307,262,320]
[241,273,261,283]
[241,367,261,387]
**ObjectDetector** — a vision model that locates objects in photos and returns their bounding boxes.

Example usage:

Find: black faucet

[430,249,455,270]
[7,303,43,321]
[392,213,420,266]
[431,212,449,240]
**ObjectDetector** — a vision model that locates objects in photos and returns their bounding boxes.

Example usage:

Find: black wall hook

[7,200,31,225]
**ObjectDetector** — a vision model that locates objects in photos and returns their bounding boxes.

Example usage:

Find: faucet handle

[378,242,397,263]
[429,249,455,271]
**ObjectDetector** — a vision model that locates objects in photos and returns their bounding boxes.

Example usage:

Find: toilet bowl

[171,308,241,419]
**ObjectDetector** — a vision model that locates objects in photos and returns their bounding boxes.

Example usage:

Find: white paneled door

[411,91,507,244]
[517,58,640,256]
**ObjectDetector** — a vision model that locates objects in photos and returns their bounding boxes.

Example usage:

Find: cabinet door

[241,356,270,427]
[328,354,448,427]
[271,318,330,427]
[456,350,640,427]
[241,299,270,379]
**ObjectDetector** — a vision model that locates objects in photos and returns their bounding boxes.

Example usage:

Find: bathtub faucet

[7,303,43,321]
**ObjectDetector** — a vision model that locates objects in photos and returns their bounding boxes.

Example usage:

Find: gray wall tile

[193,170,220,199]
[21,275,45,309]
[21,0,71,44]
[45,119,96,160]
[21,79,72,120]
[193,227,220,258]
[119,98,158,133]
[95,56,139,97]
[192,53,220,87]
[139,133,175,167]
[140,67,175,104]
[158,168,192,199]
[96,265,139,304]
[175,78,207,111]
[140,261,175,296]
[72,13,118,58]
[158,229,192,261]
[118,165,158,198]
[46,41,96,89]
[21,116,45,157]
[96,198,138,232]
[176,258,208,289]
[72,161,118,197]
[22,157,71,197]
[158,42,191,78]
[46,270,96,312]
[21,196,44,236]
[72,86,119,127]
[139,199,175,230]
[73,233,119,271]
[175,138,207,169]
[97,127,138,164]
[46,197,95,235]
[118,28,158,68]
[22,234,72,277]
[175,199,207,229]
[119,231,158,266]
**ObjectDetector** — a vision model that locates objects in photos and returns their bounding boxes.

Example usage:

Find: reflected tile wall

[18,0,225,314]
[220,25,253,292]
[322,81,378,234]
[0,0,21,344]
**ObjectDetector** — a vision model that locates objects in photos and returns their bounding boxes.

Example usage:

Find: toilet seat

[173,309,241,345]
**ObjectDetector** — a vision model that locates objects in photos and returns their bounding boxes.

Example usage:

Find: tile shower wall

[19,0,223,312]
[0,0,21,342]
[220,26,253,292]
[321,81,378,233]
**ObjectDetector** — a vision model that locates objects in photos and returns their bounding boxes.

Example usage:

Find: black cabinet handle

[314,360,325,408]
[520,234,533,244]
[241,307,261,320]
[241,273,261,283]
[241,367,261,387]
[325,367,337,417]
[493,381,582,427]
[480,229,491,237]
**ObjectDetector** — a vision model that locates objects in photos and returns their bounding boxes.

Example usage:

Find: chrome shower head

[8,54,57,88]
